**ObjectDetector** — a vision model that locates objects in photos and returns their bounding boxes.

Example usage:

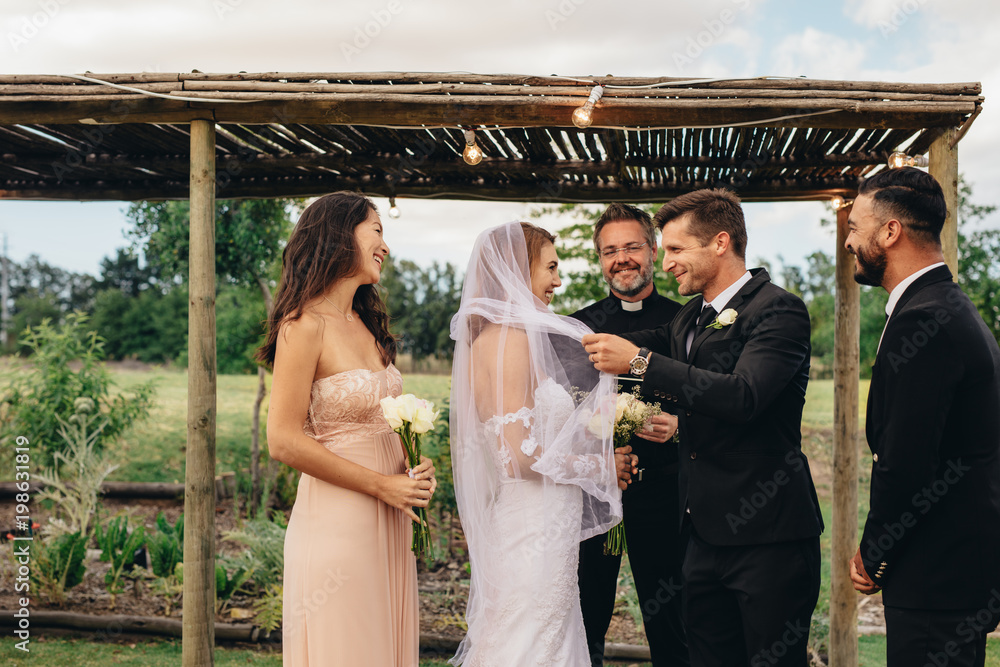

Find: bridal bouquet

[587,387,662,555]
[380,394,440,560]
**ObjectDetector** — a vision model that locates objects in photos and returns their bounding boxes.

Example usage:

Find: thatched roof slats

[298,123,365,154]
[526,128,560,162]
[550,130,578,161]
[472,128,509,160]
[217,124,289,155]
[1,124,60,152]
[903,128,944,157]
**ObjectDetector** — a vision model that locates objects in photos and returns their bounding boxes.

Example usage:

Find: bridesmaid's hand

[409,456,438,497]
[378,474,433,523]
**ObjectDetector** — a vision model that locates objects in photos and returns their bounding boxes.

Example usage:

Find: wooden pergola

[0,72,983,667]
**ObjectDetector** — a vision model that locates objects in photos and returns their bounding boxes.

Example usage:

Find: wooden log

[177,79,983,102]
[0,610,258,641]
[184,119,217,667]
[0,97,972,129]
[0,83,183,95]
[830,203,860,667]
[929,127,959,279]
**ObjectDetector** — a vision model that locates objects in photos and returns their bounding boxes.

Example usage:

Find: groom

[583,189,824,667]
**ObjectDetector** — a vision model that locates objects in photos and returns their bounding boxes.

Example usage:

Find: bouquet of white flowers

[587,386,662,555]
[380,394,440,560]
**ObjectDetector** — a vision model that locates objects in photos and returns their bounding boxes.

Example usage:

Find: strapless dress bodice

[304,364,403,443]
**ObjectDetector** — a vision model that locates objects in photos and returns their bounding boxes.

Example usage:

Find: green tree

[0,313,154,466]
[127,197,298,510]
[957,176,1000,340]
[380,257,462,360]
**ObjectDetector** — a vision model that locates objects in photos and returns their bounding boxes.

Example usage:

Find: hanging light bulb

[888,151,929,169]
[572,85,604,129]
[830,195,845,210]
[388,196,401,219]
[463,129,483,165]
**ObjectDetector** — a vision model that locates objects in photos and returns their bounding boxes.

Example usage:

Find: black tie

[697,305,716,329]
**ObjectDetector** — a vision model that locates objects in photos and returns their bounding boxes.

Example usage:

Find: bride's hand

[409,456,438,496]
[635,413,678,443]
[378,474,433,523]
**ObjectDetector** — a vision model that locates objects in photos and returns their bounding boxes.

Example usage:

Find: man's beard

[606,259,654,297]
[852,239,887,287]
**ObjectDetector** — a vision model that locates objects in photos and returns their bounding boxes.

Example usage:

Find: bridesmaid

[257,191,436,666]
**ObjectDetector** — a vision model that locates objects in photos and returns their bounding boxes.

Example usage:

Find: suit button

[690,452,697,460]
[873,453,879,462]
[673,396,679,402]
[686,411,692,417]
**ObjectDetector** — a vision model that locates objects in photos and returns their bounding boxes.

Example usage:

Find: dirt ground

[0,495,653,647]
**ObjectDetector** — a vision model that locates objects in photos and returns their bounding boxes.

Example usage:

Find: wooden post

[830,203,860,667]
[184,119,216,667]
[929,127,959,280]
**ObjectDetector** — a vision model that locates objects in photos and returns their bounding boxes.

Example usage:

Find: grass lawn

[5,635,998,665]
[102,368,453,483]
[0,635,457,666]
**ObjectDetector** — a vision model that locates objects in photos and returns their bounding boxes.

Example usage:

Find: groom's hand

[582,333,639,374]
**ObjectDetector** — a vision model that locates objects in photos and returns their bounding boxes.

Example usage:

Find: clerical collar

[613,284,658,312]
[621,300,642,312]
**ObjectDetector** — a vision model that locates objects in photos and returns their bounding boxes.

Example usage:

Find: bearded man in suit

[583,188,824,667]
[846,166,1000,667]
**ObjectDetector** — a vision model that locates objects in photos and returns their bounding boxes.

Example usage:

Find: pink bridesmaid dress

[282,365,419,666]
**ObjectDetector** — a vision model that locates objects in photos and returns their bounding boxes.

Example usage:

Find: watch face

[630,356,648,376]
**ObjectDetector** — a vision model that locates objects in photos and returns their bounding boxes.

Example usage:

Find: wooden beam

[0,175,862,203]
[830,203,860,667]
[929,127,959,279]
[0,96,974,129]
[183,119,216,667]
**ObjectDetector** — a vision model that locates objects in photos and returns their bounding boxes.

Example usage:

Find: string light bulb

[463,129,483,165]
[388,196,401,219]
[888,151,929,169]
[830,195,852,211]
[572,85,604,129]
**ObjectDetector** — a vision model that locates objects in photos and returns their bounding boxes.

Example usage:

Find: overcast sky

[2,0,998,278]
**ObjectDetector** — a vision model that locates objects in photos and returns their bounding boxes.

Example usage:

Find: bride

[449,221,630,665]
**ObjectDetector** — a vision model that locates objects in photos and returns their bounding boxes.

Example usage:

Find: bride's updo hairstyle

[256,191,397,368]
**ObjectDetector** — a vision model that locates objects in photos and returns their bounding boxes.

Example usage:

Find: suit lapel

[672,297,703,362]
[874,265,953,366]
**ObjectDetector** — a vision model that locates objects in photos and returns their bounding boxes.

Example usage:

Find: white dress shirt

[877,262,946,353]
[686,270,753,356]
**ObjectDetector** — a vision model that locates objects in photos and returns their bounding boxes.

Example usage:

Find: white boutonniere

[707,308,738,329]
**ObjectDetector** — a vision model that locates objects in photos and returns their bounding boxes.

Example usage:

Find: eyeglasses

[599,242,648,259]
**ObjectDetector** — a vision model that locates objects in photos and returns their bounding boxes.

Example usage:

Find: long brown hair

[256,191,397,368]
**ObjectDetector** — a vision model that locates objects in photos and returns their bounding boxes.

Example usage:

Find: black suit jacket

[860,265,1000,609]
[572,286,683,468]
[624,268,824,546]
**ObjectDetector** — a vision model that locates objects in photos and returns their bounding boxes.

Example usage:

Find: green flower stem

[396,422,433,562]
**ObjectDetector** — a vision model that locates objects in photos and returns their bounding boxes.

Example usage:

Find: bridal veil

[449,221,622,664]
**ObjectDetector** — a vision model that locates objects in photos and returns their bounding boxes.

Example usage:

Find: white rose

[411,399,439,434]
[380,396,404,430]
[717,308,738,327]
[586,397,615,438]
[397,394,418,423]
[614,394,630,424]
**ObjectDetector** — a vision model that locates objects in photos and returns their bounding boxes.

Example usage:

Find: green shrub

[148,512,183,578]
[96,514,146,607]
[35,398,119,538]
[0,312,154,466]
[215,561,253,612]
[222,514,286,592]
[29,531,88,605]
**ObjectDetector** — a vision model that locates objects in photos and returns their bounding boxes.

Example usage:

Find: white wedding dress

[464,379,588,666]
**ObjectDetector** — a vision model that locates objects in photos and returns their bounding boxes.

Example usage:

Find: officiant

[571,203,689,667]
